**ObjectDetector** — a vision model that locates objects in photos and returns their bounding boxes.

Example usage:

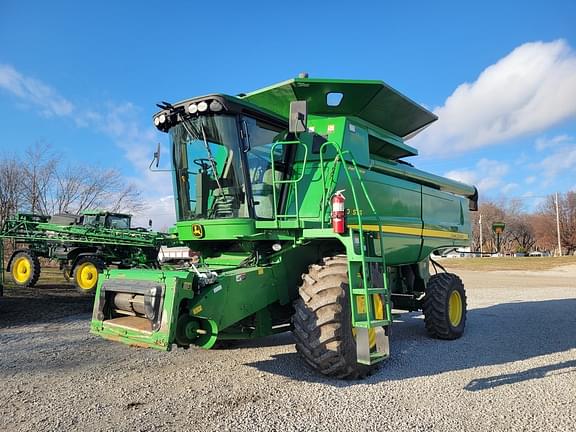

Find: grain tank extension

[91,77,478,378]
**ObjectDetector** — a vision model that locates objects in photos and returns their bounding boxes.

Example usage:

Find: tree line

[471,193,576,256]
[0,143,145,225]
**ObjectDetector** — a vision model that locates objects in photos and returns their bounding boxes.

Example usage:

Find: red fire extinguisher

[331,190,346,234]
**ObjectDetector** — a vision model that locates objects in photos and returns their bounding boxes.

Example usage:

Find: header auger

[90,76,477,378]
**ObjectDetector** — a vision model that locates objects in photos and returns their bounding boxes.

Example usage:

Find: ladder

[319,143,391,365]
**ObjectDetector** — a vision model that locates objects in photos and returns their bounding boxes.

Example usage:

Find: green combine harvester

[90,76,478,378]
[0,210,173,295]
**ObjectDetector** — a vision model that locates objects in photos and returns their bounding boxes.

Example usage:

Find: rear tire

[292,254,375,379]
[422,273,466,339]
[72,256,105,295]
[10,251,41,287]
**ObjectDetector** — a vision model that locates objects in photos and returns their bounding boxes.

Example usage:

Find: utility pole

[479,213,483,257]
[555,192,562,257]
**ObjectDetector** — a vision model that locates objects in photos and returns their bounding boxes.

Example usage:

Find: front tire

[292,254,376,379]
[72,256,105,295]
[422,273,466,339]
[10,251,41,287]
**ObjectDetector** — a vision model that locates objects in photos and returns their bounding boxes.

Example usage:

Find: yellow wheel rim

[77,263,98,290]
[448,290,463,327]
[12,257,32,284]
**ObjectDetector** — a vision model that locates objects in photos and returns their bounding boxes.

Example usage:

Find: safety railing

[270,140,309,227]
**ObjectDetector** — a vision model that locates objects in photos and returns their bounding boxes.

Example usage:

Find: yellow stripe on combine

[347,224,469,240]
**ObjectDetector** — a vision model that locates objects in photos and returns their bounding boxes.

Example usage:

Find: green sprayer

[0,211,174,295]
[90,77,478,378]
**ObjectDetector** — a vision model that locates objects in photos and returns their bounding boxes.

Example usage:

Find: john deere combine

[0,210,173,294]
[90,77,477,378]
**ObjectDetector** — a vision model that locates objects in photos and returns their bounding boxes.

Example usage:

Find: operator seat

[212,187,240,218]
[252,169,281,219]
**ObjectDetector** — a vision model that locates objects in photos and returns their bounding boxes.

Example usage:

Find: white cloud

[411,40,576,155]
[502,183,519,194]
[132,195,176,232]
[82,102,173,196]
[0,63,172,194]
[443,168,476,186]
[534,134,574,151]
[0,64,74,116]
[0,63,176,223]
[537,146,576,179]
[444,158,510,196]
[529,134,576,188]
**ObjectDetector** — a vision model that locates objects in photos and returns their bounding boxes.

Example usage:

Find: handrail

[319,141,381,231]
[270,140,309,226]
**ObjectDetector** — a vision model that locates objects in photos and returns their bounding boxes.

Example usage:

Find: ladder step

[356,352,390,366]
[355,327,390,365]
[363,257,384,263]
[352,288,387,295]
[347,256,383,263]
[354,319,390,328]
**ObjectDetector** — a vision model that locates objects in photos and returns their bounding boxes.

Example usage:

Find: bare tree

[539,192,576,255]
[20,143,58,215]
[527,213,556,251]
[71,167,146,214]
[108,183,146,214]
[472,199,539,254]
[0,143,146,221]
[472,201,507,253]
[507,216,536,253]
[0,157,23,224]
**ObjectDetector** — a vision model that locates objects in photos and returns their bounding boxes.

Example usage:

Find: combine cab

[90,77,477,378]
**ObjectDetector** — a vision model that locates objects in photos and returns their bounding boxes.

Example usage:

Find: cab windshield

[107,214,131,229]
[170,113,286,221]
[171,115,246,220]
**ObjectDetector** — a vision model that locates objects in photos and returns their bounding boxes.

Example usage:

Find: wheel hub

[448,290,463,327]
[13,258,31,283]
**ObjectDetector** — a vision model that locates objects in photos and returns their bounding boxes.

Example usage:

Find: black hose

[430,257,447,274]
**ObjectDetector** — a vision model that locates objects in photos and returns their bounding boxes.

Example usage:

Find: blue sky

[1,0,575,227]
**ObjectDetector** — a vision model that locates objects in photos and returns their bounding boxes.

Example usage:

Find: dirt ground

[0,264,575,432]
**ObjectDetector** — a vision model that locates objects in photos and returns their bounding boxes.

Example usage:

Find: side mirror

[289,101,307,133]
[469,186,479,211]
[240,120,251,152]
[149,143,161,169]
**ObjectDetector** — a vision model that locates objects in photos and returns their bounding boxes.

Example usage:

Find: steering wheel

[193,158,215,171]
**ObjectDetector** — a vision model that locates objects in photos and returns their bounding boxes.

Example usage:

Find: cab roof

[81,210,131,217]
[241,78,437,139]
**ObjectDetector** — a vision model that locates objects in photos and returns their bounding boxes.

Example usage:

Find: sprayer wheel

[422,272,467,340]
[10,251,41,287]
[292,254,375,379]
[72,256,105,295]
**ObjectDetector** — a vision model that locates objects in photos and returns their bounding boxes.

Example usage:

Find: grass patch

[438,256,576,271]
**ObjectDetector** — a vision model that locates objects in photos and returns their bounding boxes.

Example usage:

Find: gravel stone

[0,267,574,431]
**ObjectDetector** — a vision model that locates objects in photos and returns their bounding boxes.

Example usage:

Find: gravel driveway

[1,267,575,432]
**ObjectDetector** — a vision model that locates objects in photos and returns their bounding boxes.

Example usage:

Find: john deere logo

[192,224,204,238]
